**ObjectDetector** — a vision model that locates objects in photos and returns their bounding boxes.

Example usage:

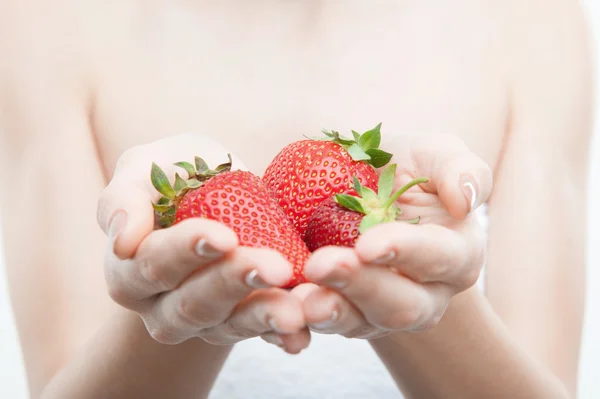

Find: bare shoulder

[506,0,594,148]
[0,0,92,83]
[0,0,97,147]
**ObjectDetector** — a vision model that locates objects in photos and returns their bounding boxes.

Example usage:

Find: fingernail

[329,281,348,289]
[109,211,127,241]
[267,316,285,334]
[373,250,397,265]
[459,174,478,212]
[245,270,271,289]
[311,309,340,330]
[195,238,223,259]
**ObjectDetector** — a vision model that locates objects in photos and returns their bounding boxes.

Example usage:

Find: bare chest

[91,1,509,175]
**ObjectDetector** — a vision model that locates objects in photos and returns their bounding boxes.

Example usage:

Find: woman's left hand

[294,134,494,339]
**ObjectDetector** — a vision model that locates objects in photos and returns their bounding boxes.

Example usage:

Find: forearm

[369,287,569,399]
[41,308,232,399]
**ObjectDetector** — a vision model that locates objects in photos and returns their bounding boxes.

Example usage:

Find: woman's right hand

[96,133,310,354]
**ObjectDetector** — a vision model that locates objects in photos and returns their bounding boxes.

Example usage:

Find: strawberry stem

[382,177,429,210]
[319,123,393,168]
[151,154,233,228]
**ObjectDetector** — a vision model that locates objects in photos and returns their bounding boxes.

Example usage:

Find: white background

[1,2,600,398]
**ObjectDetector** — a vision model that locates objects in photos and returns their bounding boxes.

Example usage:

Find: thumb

[431,151,493,219]
[398,134,493,220]
[97,178,155,260]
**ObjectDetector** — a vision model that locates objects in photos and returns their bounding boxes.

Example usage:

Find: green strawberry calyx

[150,154,233,228]
[308,122,394,168]
[334,163,429,234]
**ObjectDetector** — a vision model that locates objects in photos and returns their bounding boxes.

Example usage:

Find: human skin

[0,0,593,398]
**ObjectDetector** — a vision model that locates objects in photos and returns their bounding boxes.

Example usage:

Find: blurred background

[1,2,600,398]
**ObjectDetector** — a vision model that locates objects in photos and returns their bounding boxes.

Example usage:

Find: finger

[151,247,294,334]
[302,286,377,339]
[97,138,248,260]
[97,177,155,260]
[354,221,485,289]
[105,218,239,304]
[288,282,320,301]
[304,246,449,331]
[289,283,372,337]
[200,288,306,346]
[261,329,312,354]
[404,134,493,219]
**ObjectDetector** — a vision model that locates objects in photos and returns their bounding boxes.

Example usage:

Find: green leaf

[358,123,382,151]
[195,157,209,173]
[365,148,393,168]
[186,179,202,189]
[174,161,196,178]
[346,143,371,161]
[174,173,187,193]
[404,216,421,224]
[353,177,364,196]
[336,137,356,146]
[156,207,177,228]
[333,132,355,145]
[359,212,385,234]
[361,185,379,202]
[151,163,175,199]
[323,129,355,146]
[215,153,233,173]
[351,130,361,142]
[152,202,173,213]
[321,129,335,138]
[157,197,170,205]
[378,164,397,201]
[334,194,367,214]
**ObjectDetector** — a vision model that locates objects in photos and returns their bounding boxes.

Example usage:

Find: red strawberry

[304,164,428,251]
[263,123,393,237]
[151,155,310,288]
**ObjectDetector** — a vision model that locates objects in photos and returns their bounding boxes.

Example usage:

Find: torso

[0,1,527,397]
[1,0,510,178]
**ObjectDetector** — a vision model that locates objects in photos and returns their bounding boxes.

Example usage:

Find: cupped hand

[299,133,493,338]
[96,134,310,353]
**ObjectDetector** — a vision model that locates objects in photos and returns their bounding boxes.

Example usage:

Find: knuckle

[410,303,448,332]
[225,320,257,340]
[364,330,391,340]
[139,258,174,292]
[412,315,443,332]
[175,295,214,327]
[106,284,130,306]
[146,324,182,345]
[342,325,376,339]
[457,264,482,289]
[199,334,222,345]
[417,262,449,283]
[199,329,236,346]
[376,305,422,331]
